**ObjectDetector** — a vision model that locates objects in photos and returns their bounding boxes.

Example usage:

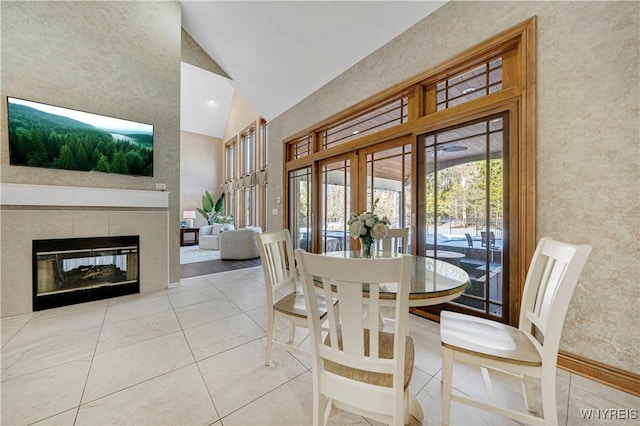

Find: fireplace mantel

[0,183,168,208]
[1,184,170,317]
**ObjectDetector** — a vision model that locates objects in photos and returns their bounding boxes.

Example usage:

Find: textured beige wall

[181,28,230,79]
[267,1,639,373]
[222,91,261,142]
[180,131,224,228]
[0,2,182,284]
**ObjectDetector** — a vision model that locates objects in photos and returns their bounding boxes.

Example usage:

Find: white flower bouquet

[348,198,390,256]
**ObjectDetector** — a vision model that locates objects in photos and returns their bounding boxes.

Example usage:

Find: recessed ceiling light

[462,87,476,94]
[352,130,359,135]
[208,100,217,106]
[442,145,468,152]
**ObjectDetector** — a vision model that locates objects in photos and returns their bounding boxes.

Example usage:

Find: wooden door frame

[410,101,522,325]
[314,152,357,254]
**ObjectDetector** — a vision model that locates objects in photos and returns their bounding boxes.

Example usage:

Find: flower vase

[360,237,375,258]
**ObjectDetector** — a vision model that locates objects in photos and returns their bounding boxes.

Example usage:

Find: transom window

[436,57,502,111]
[290,135,312,160]
[322,97,408,149]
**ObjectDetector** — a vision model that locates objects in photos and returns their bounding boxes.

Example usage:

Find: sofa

[219,227,262,260]
[199,224,235,250]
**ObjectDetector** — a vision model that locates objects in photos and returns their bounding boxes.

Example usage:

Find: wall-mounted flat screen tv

[7,97,153,177]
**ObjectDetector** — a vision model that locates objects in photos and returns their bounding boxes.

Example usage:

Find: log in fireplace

[33,236,140,311]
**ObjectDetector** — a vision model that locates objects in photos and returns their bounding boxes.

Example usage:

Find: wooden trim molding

[558,351,640,397]
[0,183,168,208]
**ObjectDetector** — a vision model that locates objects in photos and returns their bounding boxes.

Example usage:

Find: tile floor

[2,266,638,425]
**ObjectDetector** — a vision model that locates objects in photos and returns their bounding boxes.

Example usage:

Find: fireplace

[33,235,140,311]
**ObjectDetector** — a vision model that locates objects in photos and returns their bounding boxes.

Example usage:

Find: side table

[180,227,200,246]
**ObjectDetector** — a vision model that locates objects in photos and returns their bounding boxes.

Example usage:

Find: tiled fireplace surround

[0,184,170,317]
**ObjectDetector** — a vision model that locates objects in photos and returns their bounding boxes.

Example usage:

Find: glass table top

[320,251,470,300]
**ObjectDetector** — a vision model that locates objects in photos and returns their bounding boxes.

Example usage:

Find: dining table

[321,250,470,307]
[318,250,470,422]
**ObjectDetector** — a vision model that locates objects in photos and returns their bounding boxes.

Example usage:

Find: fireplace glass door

[33,236,139,310]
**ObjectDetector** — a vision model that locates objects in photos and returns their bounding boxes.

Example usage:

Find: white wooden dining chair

[294,249,415,425]
[255,229,331,366]
[440,237,592,425]
[379,228,409,254]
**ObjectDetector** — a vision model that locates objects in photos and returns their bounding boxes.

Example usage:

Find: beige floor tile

[1,326,100,380]
[244,305,294,332]
[1,267,631,426]
[570,373,640,408]
[76,365,218,425]
[1,357,91,425]
[221,371,314,425]
[31,298,108,322]
[96,309,181,353]
[198,337,307,417]
[556,368,572,424]
[107,289,168,304]
[174,296,243,330]
[32,408,78,425]
[326,409,373,425]
[566,374,640,426]
[182,312,266,361]
[273,326,314,368]
[436,360,536,412]
[7,308,104,346]
[104,293,172,324]
[408,322,444,376]
[226,287,268,312]
[203,270,247,286]
[432,363,578,424]
[236,266,265,282]
[1,312,34,347]
[414,374,520,426]
[409,366,433,399]
[82,331,194,403]
[211,277,265,297]
[173,275,216,292]
[167,285,226,309]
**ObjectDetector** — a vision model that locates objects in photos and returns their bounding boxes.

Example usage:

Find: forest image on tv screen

[7,97,153,177]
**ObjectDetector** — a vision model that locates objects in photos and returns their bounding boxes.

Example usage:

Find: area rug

[180,245,220,264]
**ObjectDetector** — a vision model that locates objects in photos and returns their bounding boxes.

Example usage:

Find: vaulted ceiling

[179,1,447,138]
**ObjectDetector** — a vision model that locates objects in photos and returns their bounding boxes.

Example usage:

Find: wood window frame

[240,124,256,176]
[224,136,237,182]
[283,17,536,325]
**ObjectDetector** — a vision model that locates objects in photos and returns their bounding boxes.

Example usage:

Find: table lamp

[183,210,196,228]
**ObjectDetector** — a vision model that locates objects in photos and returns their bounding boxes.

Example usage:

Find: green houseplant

[196,191,225,225]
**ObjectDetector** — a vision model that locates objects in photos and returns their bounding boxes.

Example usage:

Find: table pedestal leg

[409,392,424,421]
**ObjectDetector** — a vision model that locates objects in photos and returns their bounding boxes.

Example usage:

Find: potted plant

[196,191,225,225]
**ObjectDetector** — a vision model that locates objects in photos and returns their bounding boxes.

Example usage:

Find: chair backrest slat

[336,282,366,357]
[519,237,591,360]
[256,230,296,305]
[321,277,341,351]
[294,249,412,423]
[379,228,409,254]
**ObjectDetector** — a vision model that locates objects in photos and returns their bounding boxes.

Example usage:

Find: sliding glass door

[419,114,508,320]
[319,156,352,253]
[288,167,312,252]
[362,140,412,251]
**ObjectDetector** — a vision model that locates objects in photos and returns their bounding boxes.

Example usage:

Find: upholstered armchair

[219,227,262,259]
[199,224,235,250]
